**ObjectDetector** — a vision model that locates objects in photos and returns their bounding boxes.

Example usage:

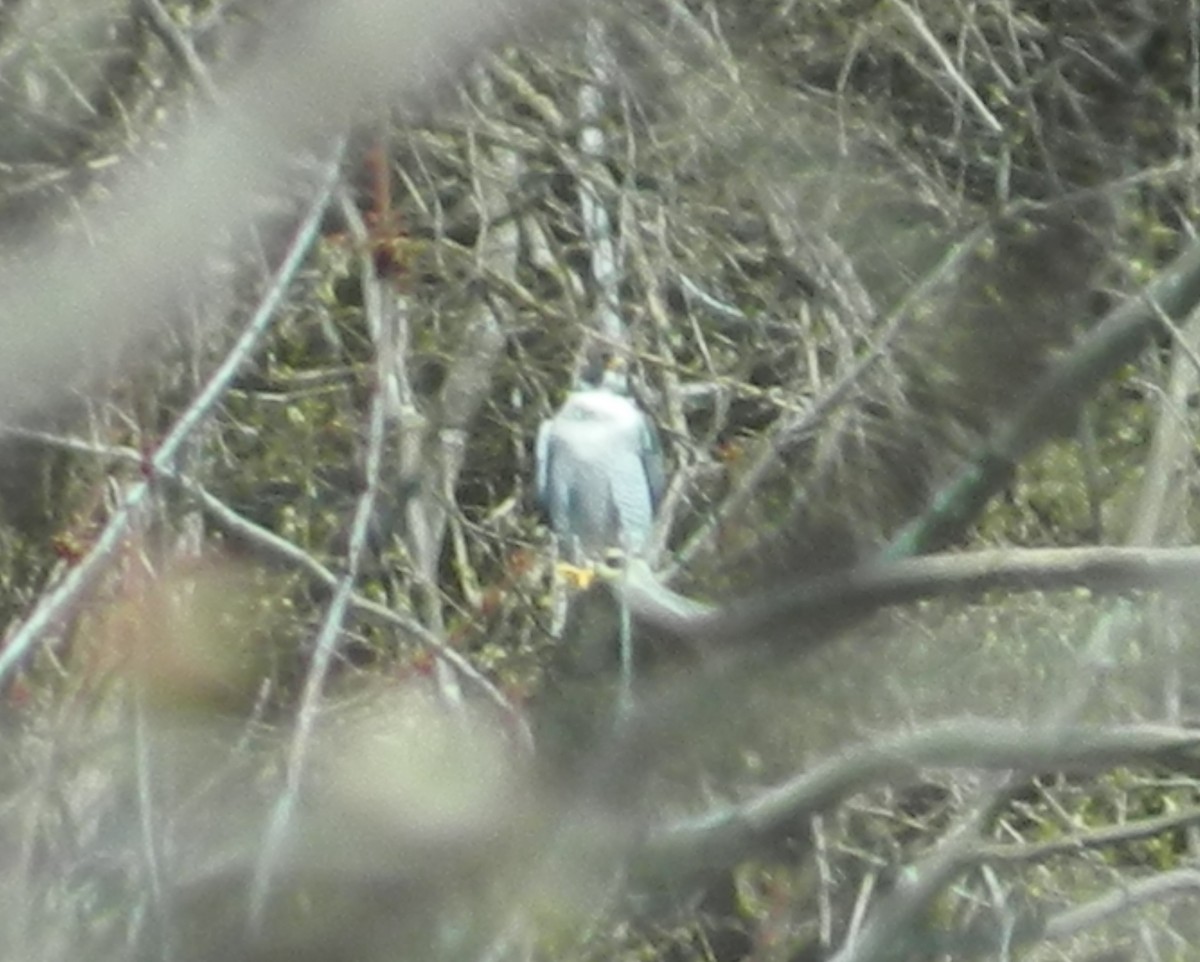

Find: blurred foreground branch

[0,144,345,688]
[886,234,1200,559]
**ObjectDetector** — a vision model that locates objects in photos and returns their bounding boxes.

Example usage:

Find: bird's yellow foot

[556,562,597,590]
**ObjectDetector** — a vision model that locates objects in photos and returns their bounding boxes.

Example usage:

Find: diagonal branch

[0,145,345,688]
[638,721,1200,893]
[885,234,1200,560]
[625,544,1200,652]
[889,0,1003,134]
[249,271,393,922]
[1041,868,1200,941]
[0,424,523,723]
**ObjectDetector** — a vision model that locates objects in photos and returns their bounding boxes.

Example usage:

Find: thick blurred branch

[885,234,1200,559]
[0,147,344,688]
[627,545,1200,651]
[0,0,552,420]
[638,721,1200,894]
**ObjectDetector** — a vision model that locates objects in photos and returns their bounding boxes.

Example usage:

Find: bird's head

[578,346,632,395]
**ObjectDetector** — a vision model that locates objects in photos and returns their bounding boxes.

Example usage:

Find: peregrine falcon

[535,350,664,565]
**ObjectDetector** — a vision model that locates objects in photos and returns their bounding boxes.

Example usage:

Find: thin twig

[135,0,222,103]
[248,303,391,924]
[977,804,1200,866]
[890,0,1004,134]
[133,679,176,962]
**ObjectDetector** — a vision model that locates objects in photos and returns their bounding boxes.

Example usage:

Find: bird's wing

[639,412,666,510]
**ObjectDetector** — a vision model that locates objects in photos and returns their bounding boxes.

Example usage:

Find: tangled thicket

[3,1,1200,960]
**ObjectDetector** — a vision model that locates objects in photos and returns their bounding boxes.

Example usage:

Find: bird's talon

[556,562,597,590]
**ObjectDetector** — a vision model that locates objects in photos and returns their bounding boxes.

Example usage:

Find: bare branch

[1042,869,1200,942]
[889,0,1003,134]
[977,805,1200,866]
[0,145,345,688]
[0,424,524,734]
[641,720,1200,894]
[134,0,222,103]
[886,234,1200,559]
[629,545,1200,652]
[249,271,394,922]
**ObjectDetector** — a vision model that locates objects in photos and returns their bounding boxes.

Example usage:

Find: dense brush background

[2,0,1200,960]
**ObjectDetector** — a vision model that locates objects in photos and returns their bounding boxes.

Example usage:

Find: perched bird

[535,350,665,572]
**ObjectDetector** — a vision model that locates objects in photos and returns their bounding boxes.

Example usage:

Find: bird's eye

[601,548,627,571]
